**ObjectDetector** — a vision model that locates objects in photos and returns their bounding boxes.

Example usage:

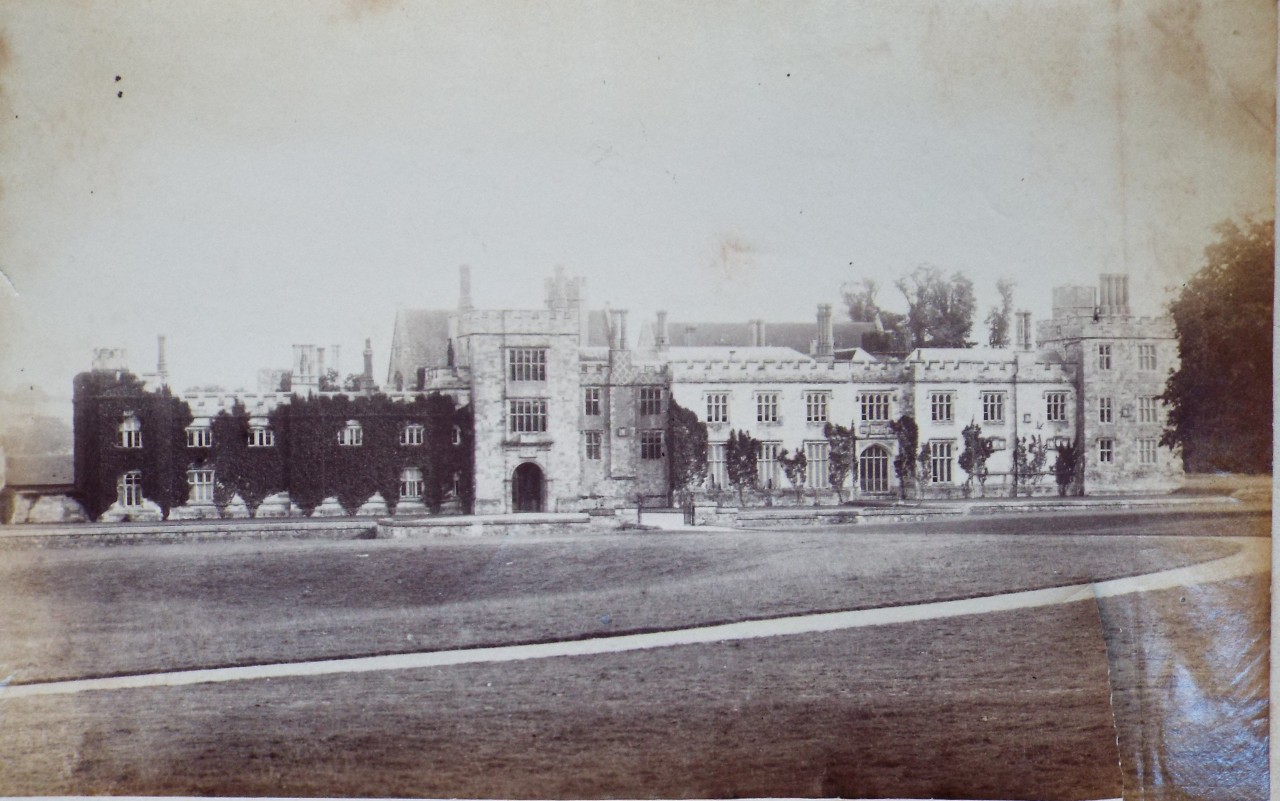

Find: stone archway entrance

[859,444,891,494]
[512,462,545,512]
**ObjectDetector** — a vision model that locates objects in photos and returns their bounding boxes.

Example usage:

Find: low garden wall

[376,512,593,538]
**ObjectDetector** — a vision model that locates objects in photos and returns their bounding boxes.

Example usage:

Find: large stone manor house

[76,266,1181,520]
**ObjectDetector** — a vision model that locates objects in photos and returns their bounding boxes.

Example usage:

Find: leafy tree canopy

[985,277,1016,348]
[1161,218,1273,473]
[895,265,976,349]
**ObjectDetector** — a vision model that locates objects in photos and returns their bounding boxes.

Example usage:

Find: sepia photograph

[0,2,1272,800]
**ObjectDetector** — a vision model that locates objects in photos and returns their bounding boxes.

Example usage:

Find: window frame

[1138,344,1157,371]
[860,392,891,423]
[185,426,211,449]
[507,348,548,382]
[640,429,664,460]
[1099,396,1113,424]
[1046,392,1068,423]
[756,392,780,424]
[930,391,955,424]
[247,425,275,448]
[928,440,953,483]
[638,387,663,417]
[118,414,143,449]
[1097,343,1113,370]
[706,392,729,424]
[337,420,364,447]
[187,468,215,503]
[583,387,602,416]
[584,430,602,460]
[400,423,425,446]
[981,391,1006,424]
[804,391,829,424]
[399,466,424,500]
[118,470,143,507]
[1099,438,1114,463]
[508,399,548,434]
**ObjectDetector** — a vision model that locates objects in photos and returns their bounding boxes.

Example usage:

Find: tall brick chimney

[363,338,374,382]
[1015,311,1033,351]
[459,264,473,310]
[750,319,767,347]
[1098,274,1129,317]
[815,304,834,362]
[609,309,629,351]
[156,335,168,384]
[655,310,669,350]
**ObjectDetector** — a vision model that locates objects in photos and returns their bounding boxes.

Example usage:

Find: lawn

[0,599,1121,800]
[0,515,1252,683]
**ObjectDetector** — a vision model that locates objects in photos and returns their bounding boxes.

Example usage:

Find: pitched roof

[585,310,611,347]
[386,309,454,385]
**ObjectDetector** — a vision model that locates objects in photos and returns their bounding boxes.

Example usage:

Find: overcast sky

[0,1,1272,410]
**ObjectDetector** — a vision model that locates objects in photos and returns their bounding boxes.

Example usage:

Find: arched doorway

[859,445,891,494]
[512,462,544,512]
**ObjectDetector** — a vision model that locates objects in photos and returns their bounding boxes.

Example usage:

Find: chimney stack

[815,304,834,362]
[363,338,374,382]
[1098,274,1129,317]
[608,309,629,351]
[317,347,326,386]
[331,344,341,378]
[1015,311,1033,351]
[750,319,767,347]
[459,264,473,310]
[655,310,669,350]
[156,335,168,384]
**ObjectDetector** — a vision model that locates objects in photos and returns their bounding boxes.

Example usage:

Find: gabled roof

[386,309,454,385]
[585,310,611,347]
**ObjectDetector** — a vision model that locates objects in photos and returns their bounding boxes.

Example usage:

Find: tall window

[507,348,547,381]
[929,440,953,483]
[1097,343,1113,370]
[399,467,424,500]
[1099,397,1113,424]
[1139,396,1159,423]
[187,468,214,503]
[1140,438,1158,465]
[756,392,780,424]
[1099,438,1114,463]
[509,399,548,433]
[118,470,143,507]
[981,392,1005,424]
[930,392,954,423]
[860,392,891,422]
[338,420,363,446]
[859,446,890,493]
[584,387,602,416]
[640,430,664,459]
[118,414,142,449]
[805,442,829,489]
[247,426,275,448]
[639,387,663,416]
[400,424,424,446]
[584,430,602,460]
[805,392,828,424]
[706,393,729,424]
[758,442,780,489]
[708,443,728,489]
[1046,392,1068,423]
[1138,344,1157,371]
[186,426,211,448]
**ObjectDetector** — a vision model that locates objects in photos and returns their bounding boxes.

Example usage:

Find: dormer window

[338,420,364,446]
[118,414,143,449]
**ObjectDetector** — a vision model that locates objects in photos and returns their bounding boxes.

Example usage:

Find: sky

[0,0,1273,417]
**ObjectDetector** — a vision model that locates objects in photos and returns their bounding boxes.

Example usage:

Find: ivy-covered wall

[73,371,194,519]
[74,372,474,520]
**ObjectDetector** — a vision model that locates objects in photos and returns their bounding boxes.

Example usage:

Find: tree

[318,368,341,392]
[1053,439,1081,497]
[843,277,882,323]
[895,265,977,349]
[917,443,932,495]
[1026,435,1049,490]
[823,422,856,503]
[668,398,709,504]
[1161,218,1273,473]
[888,414,919,500]
[778,447,808,504]
[985,277,1016,348]
[958,422,994,497]
[724,429,760,505]
[1010,436,1028,498]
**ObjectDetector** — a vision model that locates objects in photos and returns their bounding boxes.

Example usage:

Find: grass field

[0,507,1267,799]
[0,515,1254,683]
[1,599,1121,799]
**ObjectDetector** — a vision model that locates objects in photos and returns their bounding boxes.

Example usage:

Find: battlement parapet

[908,360,1074,384]
[1037,316,1174,342]
[669,358,854,384]
[458,308,580,336]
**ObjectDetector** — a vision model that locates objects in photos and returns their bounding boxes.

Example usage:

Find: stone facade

[74,270,1181,521]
